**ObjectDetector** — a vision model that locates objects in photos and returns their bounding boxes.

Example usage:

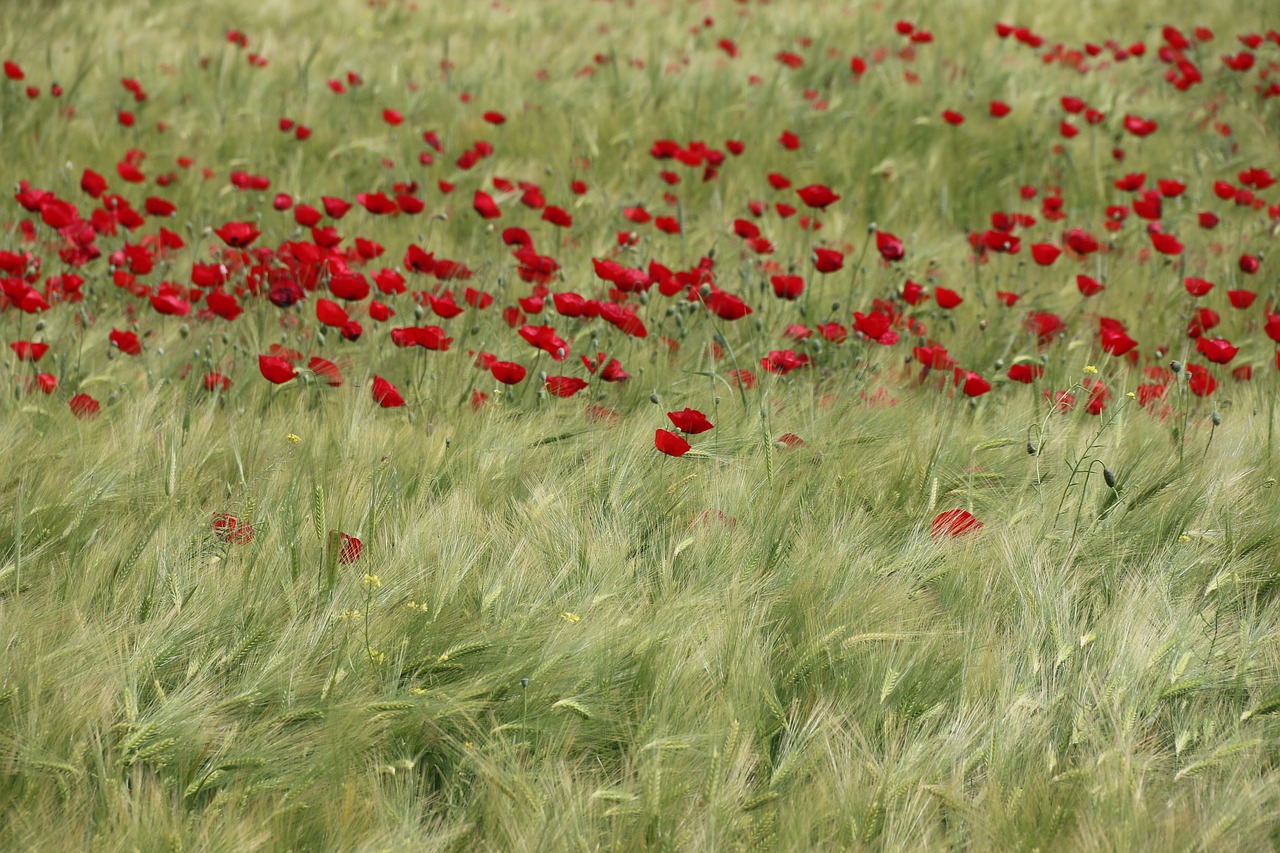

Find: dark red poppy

[204,372,232,392]
[1030,243,1060,265]
[771,275,804,300]
[109,329,142,355]
[956,370,991,397]
[372,375,405,407]
[545,376,588,397]
[332,531,362,564]
[1007,363,1043,383]
[69,393,101,419]
[1227,289,1256,309]
[1184,277,1213,297]
[10,341,48,362]
[796,184,840,209]
[1187,364,1217,397]
[875,231,905,262]
[1076,275,1104,296]
[212,513,254,545]
[213,221,260,248]
[542,206,572,227]
[316,298,350,327]
[667,408,713,434]
[931,509,981,540]
[473,191,501,219]
[655,428,691,457]
[812,247,844,273]
[259,355,298,384]
[1150,232,1182,255]
[491,361,527,384]
[934,287,963,309]
[1195,338,1237,365]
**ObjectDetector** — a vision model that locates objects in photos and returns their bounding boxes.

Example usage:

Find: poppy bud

[1103,467,1117,488]
[1170,360,1182,374]
[649,393,660,405]
[1027,442,1037,455]
[521,676,529,689]
[1212,411,1221,426]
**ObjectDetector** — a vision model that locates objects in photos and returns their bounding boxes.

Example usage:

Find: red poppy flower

[473,190,501,219]
[1007,363,1043,383]
[316,298,350,327]
[1227,289,1256,309]
[812,247,844,273]
[942,110,965,126]
[69,393,101,419]
[542,206,572,227]
[796,184,840,209]
[10,341,48,362]
[875,231,905,262]
[109,329,142,355]
[491,361,527,384]
[667,407,713,434]
[1030,243,1061,265]
[1184,277,1213,297]
[1195,338,1238,365]
[545,376,588,397]
[771,275,804,300]
[36,373,57,394]
[1122,114,1158,137]
[204,372,232,392]
[655,429,692,457]
[212,513,254,545]
[1150,232,1182,255]
[934,287,963,309]
[213,221,260,248]
[931,509,982,540]
[706,290,752,320]
[332,531,362,564]
[989,100,1011,117]
[1076,275,1104,296]
[259,355,298,384]
[956,370,991,397]
[372,375,405,407]
[1187,364,1217,397]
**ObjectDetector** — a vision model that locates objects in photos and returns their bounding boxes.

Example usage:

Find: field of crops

[3,0,1280,849]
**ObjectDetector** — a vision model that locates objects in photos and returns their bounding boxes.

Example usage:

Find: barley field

[2,0,1280,850]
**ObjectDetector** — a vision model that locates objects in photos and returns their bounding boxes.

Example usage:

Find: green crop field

[2,0,1280,849]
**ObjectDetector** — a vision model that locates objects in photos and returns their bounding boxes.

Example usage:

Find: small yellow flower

[367,647,385,665]
[287,433,301,443]
[1126,391,1136,399]
[1178,534,1192,543]
[363,574,382,588]
[1083,365,1098,375]
[560,611,581,623]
